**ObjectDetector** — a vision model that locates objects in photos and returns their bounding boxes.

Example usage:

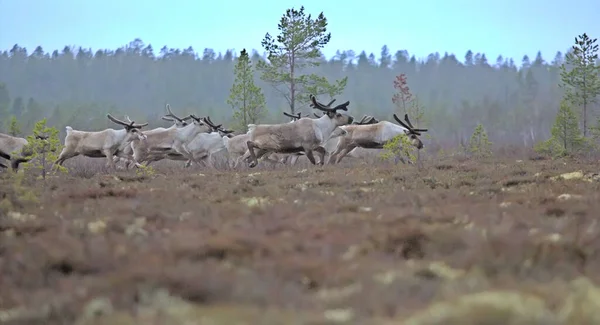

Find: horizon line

[3,41,572,68]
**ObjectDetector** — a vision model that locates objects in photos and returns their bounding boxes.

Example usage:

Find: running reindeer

[242,95,354,168]
[328,113,428,164]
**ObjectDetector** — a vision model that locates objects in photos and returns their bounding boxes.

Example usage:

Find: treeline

[0,39,576,146]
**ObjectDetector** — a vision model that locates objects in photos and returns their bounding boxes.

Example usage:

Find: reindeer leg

[394,154,407,164]
[303,148,317,165]
[278,155,289,165]
[286,154,298,165]
[334,145,357,164]
[261,155,283,166]
[313,146,326,166]
[173,143,200,168]
[102,149,118,169]
[246,141,262,168]
[53,148,77,169]
[328,141,346,165]
[232,154,242,168]
[116,151,141,169]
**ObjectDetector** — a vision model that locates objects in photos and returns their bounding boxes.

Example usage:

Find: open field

[2,155,600,324]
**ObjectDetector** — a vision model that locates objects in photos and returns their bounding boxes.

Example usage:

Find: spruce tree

[535,100,584,157]
[469,123,493,158]
[226,49,267,133]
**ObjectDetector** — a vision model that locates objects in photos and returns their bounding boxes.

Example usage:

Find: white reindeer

[117,104,196,168]
[285,114,378,166]
[328,113,428,164]
[220,114,302,169]
[241,95,355,168]
[222,132,252,168]
[321,115,380,163]
[53,114,149,169]
[127,105,215,167]
[0,133,28,170]
[168,116,233,168]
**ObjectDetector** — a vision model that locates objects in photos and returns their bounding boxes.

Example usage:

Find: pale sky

[1,0,599,66]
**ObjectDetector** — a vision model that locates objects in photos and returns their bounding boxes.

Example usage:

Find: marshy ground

[2,154,600,324]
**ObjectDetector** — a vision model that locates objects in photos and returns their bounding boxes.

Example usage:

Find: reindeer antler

[283,112,303,120]
[107,114,148,128]
[163,104,187,123]
[393,114,427,135]
[202,116,222,129]
[309,95,349,112]
[403,114,428,132]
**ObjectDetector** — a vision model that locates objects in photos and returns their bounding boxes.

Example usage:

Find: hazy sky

[1,0,598,66]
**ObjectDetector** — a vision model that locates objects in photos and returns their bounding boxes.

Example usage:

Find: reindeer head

[107,114,148,141]
[217,128,235,138]
[162,104,192,127]
[177,113,212,134]
[310,95,354,126]
[393,113,428,149]
[353,115,379,125]
[200,116,225,133]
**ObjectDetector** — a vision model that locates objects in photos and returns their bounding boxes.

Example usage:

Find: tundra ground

[2,154,600,325]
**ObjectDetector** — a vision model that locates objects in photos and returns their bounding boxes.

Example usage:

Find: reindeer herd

[0,95,429,173]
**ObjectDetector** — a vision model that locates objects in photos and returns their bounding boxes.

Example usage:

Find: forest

[0,7,599,151]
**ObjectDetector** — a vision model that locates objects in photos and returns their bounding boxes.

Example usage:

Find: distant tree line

[1,6,599,151]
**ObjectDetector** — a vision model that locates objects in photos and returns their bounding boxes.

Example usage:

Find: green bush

[380,134,417,164]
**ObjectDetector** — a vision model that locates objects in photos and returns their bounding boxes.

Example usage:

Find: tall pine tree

[226,49,267,133]
[256,6,347,114]
[560,33,600,137]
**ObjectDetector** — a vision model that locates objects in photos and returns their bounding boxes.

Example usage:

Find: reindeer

[53,114,149,169]
[270,111,317,165]
[283,114,378,166]
[242,95,354,168]
[0,133,52,170]
[220,114,299,169]
[181,117,236,168]
[321,115,380,162]
[328,113,428,165]
[222,132,252,169]
[0,133,28,170]
[117,104,195,168]
[127,105,215,167]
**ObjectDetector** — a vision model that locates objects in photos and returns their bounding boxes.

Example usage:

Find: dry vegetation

[2,152,600,325]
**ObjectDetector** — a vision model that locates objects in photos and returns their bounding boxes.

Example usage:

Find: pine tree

[20,118,66,180]
[469,123,493,158]
[226,49,267,133]
[7,116,21,136]
[535,100,584,157]
[0,82,10,120]
[551,100,584,153]
[560,33,600,137]
[256,6,347,114]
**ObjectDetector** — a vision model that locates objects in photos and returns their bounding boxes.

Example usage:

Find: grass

[2,152,600,324]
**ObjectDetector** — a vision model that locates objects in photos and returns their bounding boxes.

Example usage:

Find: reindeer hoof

[248,161,257,168]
